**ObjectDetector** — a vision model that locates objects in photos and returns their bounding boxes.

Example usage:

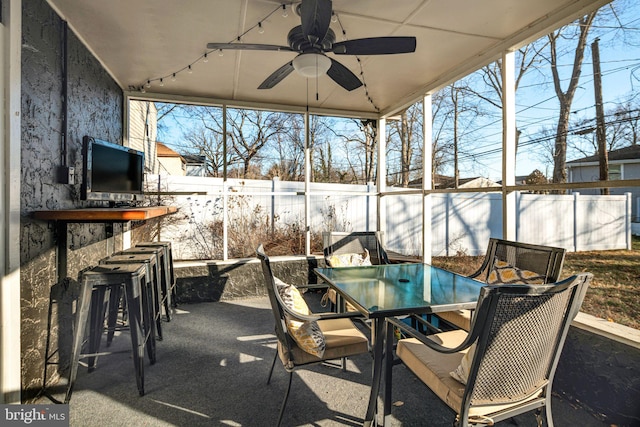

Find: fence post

[445,193,451,256]
[573,192,580,252]
[515,191,520,242]
[223,180,228,260]
[626,192,632,250]
[366,181,374,232]
[271,177,278,234]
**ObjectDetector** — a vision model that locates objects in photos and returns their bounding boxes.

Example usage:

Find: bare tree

[547,12,598,184]
[387,104,423,187]
[182,124,225,177]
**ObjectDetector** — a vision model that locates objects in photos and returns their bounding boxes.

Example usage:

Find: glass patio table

[314,262,484,426]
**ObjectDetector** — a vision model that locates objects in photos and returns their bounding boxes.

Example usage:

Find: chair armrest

[316,311,365,320]
[296,283,329,291]
[407,314,444,334]
[387,317,477,354]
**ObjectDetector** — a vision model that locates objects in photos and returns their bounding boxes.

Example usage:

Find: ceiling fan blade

[258,61,295,89]
[300,0,332,44]
[332,37,417,55]
[326,58,362,91]
[207,42,293,52]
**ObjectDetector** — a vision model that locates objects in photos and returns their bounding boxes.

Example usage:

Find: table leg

[364,318,385,427]
[383,321,395,426]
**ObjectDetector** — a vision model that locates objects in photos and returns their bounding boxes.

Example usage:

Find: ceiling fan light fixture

[292,53,331,78]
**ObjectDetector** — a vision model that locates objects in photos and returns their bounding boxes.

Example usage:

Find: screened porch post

[377,117,387,236]
[222,104,228,260]
[502,50,517,240]
[422,95,433,263]
[304,110,311,256]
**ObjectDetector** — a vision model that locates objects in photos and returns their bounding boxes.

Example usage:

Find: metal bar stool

[100,253,164,343]
[136,241,176,312]
[66,263,156,403]
[119,246,172,322]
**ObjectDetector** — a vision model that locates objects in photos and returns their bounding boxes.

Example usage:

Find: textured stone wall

[21,0,123,401]
[174,256,324,303]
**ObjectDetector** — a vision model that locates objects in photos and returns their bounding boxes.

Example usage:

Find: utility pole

[591,38,609,195]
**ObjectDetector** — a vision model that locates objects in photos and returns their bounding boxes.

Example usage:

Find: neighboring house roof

[567,145,640,165]
[156,142,184,162]
[496,175,532,185]
[183,154,206,165]
[409,175,499,189]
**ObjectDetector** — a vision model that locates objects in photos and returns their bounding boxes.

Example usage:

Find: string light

[137,3,378,105]
[334,13,380,112]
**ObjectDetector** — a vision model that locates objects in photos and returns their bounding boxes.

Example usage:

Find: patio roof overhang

[46,0,612,118]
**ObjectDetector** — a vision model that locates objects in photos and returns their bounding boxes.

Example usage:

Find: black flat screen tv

[81,136,145,203]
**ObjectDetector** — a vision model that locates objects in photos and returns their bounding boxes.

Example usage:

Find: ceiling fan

[206,0,416,91]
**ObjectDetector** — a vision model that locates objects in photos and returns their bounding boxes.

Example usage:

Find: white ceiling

[46,0,610,117]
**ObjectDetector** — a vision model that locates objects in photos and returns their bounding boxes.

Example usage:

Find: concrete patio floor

[38,295,608,427]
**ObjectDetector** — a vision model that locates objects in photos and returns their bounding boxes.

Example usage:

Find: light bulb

[331,13,337,23]
[171,73,176,82]
[140,87,146,93]
[145,80,151,88]
[258,22,264,34]
[188,65,193,74]
[282,4,288,18]
[203,53,209,63]
[159,78,164,87]
[218,49,224,57]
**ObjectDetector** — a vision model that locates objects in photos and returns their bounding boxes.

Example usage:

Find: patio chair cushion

[437,309,472,331]
[326,248,372,268]
[397,329,542,417]
[278,317,369,366]
[322,249,371,311]
[486,259,545,285]
[275,277,326,358]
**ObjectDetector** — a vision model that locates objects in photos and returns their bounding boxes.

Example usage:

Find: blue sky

[158,0,640,182]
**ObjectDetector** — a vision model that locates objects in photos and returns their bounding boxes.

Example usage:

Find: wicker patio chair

[256,244,370,427]
[437,238,566,331]
[323,231,391,265]
[387,273,592,427]
[321,231,390,311]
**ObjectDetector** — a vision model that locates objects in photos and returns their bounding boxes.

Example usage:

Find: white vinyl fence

[148,175,632,260]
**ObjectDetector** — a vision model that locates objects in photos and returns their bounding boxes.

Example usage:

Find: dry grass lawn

[431,236,640,330]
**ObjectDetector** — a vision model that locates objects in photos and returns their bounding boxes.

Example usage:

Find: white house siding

[568,161,640,222]
[158,157,185,176]
[128,100,158,173]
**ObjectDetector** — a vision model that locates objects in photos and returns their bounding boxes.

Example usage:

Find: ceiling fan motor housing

[288,25,335,52]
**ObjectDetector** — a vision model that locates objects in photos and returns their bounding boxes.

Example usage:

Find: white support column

[222,104,228,260]
[422,95,433,263]
[501,50,517,240]
[1,0,22,404]
[304,110,311,255]
[377,118,386,235]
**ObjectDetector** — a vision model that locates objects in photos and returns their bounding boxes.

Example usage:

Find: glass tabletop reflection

[315,263,484,318]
